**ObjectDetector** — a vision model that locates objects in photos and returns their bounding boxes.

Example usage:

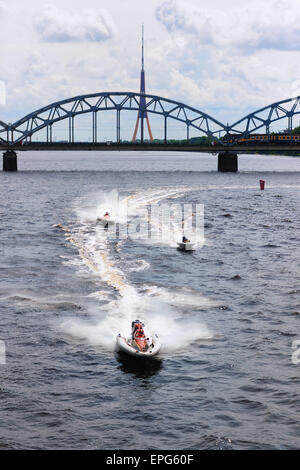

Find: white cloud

[35,4,116,42]
[24,52,49,79]
[151,0,300,124]
[0,80,6,106]
[156,0,300,51]
[1,0,300,131]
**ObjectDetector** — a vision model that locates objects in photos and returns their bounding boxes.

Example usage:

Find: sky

[1,0,300,138]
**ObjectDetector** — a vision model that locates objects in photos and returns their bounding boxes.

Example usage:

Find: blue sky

[1,0,300,139]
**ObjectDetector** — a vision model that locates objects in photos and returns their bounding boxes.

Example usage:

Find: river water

[0,151,299,450]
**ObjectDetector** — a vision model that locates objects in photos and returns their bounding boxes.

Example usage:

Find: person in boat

[134,327,145,340]
[182,235,190,243]
[103,212,110,230]
[131,321,143,338]
[131,321,148,351]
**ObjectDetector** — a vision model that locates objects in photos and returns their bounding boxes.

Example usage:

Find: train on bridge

[223,132,300,145]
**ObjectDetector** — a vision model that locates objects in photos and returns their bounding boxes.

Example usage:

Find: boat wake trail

[56,188,215,354]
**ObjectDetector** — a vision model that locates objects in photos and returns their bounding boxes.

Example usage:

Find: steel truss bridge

[1,92,300,171]
[0,92,228,145]
[2,92,300,144]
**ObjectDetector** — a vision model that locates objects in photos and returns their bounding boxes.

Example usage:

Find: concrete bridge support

[3,150,18,171]
[218,151,238,172]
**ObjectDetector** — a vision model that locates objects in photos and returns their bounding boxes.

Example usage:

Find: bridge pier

[3,150,18,171]
[218,151,238,172]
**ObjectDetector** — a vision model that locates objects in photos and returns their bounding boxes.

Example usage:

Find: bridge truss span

[8,92,228,145]
[229,95,300,137]
[0,120,7,144]
[3,93,300,147]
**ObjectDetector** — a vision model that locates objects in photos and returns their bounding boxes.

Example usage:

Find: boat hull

[116,334,161,358]
[177,242,195,251]
[97,218,115,226]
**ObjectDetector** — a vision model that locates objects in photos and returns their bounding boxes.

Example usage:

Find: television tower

[132,25,154,142]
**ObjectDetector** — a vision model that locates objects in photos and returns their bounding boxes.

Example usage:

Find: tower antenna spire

[132,25,154,143]
[142,23,144,71]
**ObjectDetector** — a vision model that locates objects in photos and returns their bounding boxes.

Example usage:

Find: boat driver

[132,322,145,339]
[103,212,110,230]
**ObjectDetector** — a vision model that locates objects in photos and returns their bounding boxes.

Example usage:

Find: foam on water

[61,287,214,353]
[59,187,215,353]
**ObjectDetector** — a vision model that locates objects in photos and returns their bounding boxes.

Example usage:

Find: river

[0,151,299,449]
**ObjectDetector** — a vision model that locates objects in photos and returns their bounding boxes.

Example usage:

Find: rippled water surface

[0,151,299,449]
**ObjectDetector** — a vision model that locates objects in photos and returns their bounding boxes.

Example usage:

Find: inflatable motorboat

[116,320,161,358]
[177,241,195,251]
